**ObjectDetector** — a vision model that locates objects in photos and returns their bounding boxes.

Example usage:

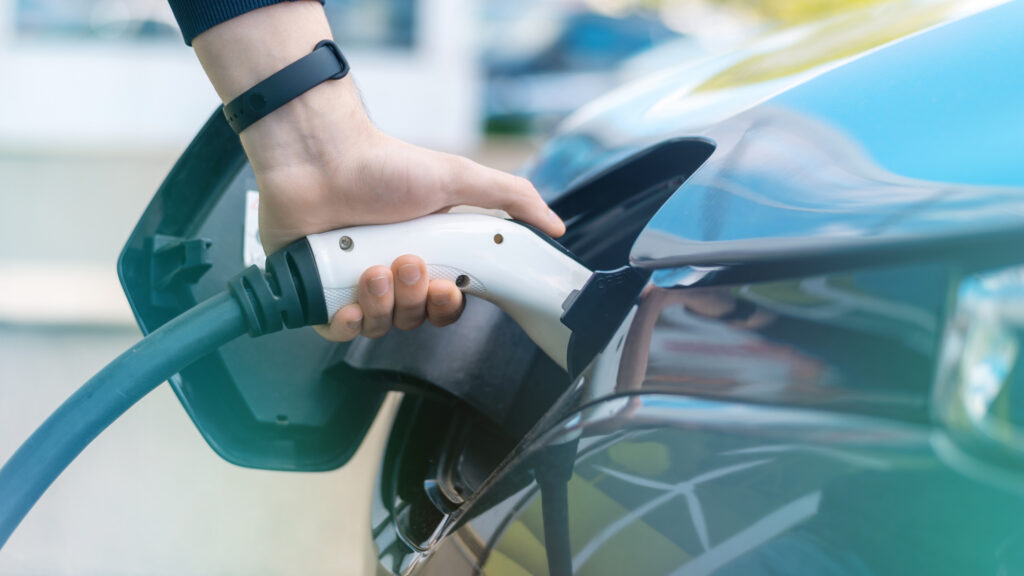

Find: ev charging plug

[0,213,610,549]
[305,213,593,369]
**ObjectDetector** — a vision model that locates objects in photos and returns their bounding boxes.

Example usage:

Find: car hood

[527,0,1024,271]
[522,0,1024,429]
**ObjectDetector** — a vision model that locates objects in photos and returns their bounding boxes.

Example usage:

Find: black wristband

[222,40,350,134]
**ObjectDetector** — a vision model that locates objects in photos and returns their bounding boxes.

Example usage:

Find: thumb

[449,158,566,238]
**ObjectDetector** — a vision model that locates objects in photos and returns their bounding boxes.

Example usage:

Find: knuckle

[359,296,392,327]
[395,301,424,318]
[316,327,344,342]
[512,175,534,197]
[322,328,356,343]
[362,305,391,324]
[394,315,424,331]
[429,314,457,328]
[428,305,461,327]
[394,299,424,317]
[362,321,392,339]
[391,293,423,330]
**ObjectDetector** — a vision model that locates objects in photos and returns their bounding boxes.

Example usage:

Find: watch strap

[222,40,350,134]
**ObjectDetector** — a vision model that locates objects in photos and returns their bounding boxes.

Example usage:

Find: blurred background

[0,0,864,573]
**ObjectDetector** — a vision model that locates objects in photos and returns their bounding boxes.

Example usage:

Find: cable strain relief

[227,238,328,337]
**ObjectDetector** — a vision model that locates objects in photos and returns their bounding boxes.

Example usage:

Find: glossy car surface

[371,0,1024,574]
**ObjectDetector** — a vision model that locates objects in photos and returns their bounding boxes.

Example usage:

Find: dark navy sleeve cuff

[169,0,327,46]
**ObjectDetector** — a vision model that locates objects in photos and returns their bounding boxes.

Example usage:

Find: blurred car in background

[482,6,681,133]
[15,0,179,41]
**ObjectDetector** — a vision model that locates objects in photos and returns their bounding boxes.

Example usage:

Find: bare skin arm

[190,1,564,340]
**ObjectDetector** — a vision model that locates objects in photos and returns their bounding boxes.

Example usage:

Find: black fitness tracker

[222,39,350,134]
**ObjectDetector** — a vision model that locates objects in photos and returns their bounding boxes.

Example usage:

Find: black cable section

[536,441,578,576]
[228,238,327,336]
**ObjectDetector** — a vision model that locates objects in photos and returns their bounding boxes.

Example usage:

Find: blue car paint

[630,0,1024,269]
[772,0,1024,187]
[375,1,1024,574]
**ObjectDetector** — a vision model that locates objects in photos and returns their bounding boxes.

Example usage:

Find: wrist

[191,1,375,175]
[240,77,378,176]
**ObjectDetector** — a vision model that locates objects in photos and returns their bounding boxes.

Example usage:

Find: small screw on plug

[455,275,470,288]
[339,236,354,251]
[493,233,504,244]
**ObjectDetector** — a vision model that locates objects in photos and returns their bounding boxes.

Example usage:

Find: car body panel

[632,0,1024,268]
[375,0,1024,573]
[526,0,1012,196]
[422,394,1024,575]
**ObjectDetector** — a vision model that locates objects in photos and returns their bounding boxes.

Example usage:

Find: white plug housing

[305,214,592,369]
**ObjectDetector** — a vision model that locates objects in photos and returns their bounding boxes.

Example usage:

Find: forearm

[191,1,372,174]
[192,1,331,101]
[173,0,561,339]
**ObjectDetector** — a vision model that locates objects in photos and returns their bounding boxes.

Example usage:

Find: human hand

[253,110,565,341]
[192,1,564,341]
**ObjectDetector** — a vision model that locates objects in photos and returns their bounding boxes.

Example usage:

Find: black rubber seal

[222,39,350,134]
[228,237,328,337]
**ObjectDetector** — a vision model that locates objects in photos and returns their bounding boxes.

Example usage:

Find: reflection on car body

[372,0,1024,574]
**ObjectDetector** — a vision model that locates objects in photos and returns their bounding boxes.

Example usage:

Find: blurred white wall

[0,0,481,153]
